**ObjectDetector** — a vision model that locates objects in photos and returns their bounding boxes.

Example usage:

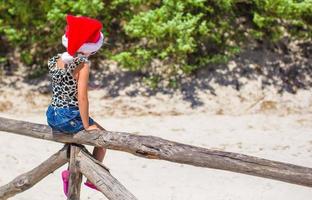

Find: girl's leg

[86,120,107,184]
[91,120,107,162]
[92,146,106,161]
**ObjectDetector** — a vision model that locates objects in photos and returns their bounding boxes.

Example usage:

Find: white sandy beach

[0,111,312,200]
[1,71,312,200]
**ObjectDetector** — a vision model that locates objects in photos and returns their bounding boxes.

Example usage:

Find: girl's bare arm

[77,62,90,129]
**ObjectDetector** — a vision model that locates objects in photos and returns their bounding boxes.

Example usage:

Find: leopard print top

[47,54,90,108]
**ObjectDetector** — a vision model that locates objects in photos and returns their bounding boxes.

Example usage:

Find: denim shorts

[46,104,95,134]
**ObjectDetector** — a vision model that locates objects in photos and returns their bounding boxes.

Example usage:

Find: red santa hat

[61,14,104,64]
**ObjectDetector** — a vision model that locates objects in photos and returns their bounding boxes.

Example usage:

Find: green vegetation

[0,0,311,85]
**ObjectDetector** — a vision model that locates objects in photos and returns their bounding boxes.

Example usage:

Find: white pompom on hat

[61,14,104,64]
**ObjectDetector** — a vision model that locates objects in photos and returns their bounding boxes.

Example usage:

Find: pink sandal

[61,170,70,197]
[62,169,100,196]
[84,180,100,191]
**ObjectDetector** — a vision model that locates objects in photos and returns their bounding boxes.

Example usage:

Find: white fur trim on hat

[60,52,74,64]
[62,32,104,54]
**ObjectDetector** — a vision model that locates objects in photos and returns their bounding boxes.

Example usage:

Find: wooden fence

[0,117,311,200]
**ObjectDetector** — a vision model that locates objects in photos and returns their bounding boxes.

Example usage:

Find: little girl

[45,14,106,196]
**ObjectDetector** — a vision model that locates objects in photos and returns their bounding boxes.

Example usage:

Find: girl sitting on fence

[45,14,106,196]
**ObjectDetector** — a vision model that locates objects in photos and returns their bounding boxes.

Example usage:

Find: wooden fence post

[67,144,83,200]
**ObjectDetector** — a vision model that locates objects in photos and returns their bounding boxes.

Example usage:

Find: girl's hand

[85,124,100,131]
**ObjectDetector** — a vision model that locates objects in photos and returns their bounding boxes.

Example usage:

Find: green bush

[114,0,311,79]
[0,0,311,86]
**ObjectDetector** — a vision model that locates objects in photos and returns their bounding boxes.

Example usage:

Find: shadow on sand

[7,40,311,109]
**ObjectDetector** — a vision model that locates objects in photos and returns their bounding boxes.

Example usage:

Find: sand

[1,67,312,200]
[0,111,312,200]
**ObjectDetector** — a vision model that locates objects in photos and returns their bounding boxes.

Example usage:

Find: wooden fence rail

[0,144,68,199]
[0,117,312,199]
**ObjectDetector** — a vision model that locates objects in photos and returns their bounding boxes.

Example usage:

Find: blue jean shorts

[46,104,95,134]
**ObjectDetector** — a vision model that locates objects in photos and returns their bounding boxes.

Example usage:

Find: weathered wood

[0,144,69,200]
[67,144,83,200]
[77,146,137,200]
[0,117,312,187]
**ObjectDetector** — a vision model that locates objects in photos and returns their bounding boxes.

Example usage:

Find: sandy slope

[0,112,311,200]
[1,80,312,117]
